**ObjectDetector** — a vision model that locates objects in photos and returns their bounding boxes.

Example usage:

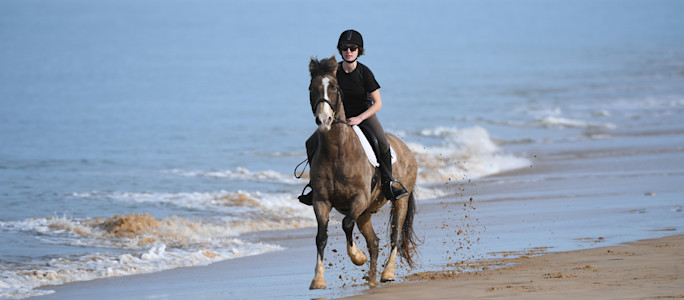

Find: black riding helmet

[337,29,365,56]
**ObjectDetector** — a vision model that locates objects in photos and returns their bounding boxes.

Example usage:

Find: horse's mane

[309,56,338,78]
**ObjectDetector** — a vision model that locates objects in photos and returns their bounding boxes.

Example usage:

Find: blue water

[1,0,684,298]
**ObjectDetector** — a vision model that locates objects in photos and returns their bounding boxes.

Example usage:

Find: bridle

[295,72,350,178]
[311,98,337,116]
[309,73,350,126]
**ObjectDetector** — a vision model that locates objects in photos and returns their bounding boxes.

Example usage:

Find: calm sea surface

[1,0,683,298]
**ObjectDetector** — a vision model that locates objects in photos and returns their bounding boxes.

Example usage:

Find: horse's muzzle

[316,111,334,131]
[314,100,335,132]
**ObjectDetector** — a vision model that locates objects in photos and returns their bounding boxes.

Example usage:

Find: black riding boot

[379,149,408,200]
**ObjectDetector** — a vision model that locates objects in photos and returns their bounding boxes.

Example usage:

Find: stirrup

[387,179,408,200]
[298,184,313,206]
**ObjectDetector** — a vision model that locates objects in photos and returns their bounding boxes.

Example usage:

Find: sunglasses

[339,45,359,52]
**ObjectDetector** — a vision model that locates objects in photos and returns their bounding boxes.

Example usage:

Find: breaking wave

[69,190,316,232]
[409,126,531,183]
[537,116,616,129]
[166,167,302,185]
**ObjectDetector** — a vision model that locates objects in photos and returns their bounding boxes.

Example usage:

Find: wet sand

[347,234,684,299]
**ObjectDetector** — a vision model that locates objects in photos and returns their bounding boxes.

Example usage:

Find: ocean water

[1,0,684,298]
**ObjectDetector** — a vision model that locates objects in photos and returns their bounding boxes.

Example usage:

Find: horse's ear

[309,57,318,77]
[329,55,337,76]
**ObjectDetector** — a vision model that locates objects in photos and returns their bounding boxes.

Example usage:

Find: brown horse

[306,56,419,289]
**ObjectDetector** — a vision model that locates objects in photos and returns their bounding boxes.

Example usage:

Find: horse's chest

[311,148,370,200]
[324,176,356,194]
[314,172,364,198]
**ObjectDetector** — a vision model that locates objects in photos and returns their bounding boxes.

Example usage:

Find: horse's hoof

[348,247,367,266]
[309,279,326,290]
[351,254,366,266]
[368,280,378,288]
[381,269,395,282]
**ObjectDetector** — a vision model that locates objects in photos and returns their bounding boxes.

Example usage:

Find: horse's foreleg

[342,215,367,266]
[381,199,408,282]
[357,212,379,287]
[310,202,331,290]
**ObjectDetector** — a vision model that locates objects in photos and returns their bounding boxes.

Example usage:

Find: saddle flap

[352,125,396,167]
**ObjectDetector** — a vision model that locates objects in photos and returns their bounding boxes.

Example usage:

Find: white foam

[2,215,260,251]
[538,116,616,129]
[608,95,684,110]
[411,126,531,183]
[167,167,303,185]
[0,242,280,299]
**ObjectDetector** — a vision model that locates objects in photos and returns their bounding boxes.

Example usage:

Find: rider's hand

[347,116,363,125]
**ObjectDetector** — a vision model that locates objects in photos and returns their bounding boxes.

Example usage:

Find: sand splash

[98,213,160,239]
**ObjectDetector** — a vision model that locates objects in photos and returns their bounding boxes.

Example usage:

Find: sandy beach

[348,234,684,299]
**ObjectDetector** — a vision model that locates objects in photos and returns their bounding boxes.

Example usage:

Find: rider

[299,29,408,205]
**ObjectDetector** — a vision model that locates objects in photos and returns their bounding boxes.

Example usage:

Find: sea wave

[409,126,531,183]
[0,214,283,299]
[163,126,530,191]
[4,214,244,249]
[166,167,303,185]
[537,116,616,129]
[69,190,316,231]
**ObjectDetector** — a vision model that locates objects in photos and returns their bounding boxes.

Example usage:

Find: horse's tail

[397,191,420,268]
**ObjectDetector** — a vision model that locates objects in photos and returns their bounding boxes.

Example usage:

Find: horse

[306,56,419,289]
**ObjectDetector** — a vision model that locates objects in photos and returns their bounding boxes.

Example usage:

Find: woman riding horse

[305,55,419,289]
[299,29,408,205]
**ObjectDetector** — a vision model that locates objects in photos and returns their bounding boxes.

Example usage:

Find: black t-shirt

[336,62,380,118]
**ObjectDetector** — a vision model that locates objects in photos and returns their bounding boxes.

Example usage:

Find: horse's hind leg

[357,212,379,287]
[310,202,332,290]
[381,198,408,282]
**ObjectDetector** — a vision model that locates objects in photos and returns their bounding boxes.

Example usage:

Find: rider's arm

[348,89,382,125]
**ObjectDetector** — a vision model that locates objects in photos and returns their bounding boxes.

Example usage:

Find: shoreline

[34,232,683,299]
[33,138,684,299]
[346,234,684,299]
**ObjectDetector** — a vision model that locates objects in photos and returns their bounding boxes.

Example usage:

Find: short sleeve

[361,65,380,93]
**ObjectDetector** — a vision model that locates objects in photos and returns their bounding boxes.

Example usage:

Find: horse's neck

[317,104,357,159]
[317,125,356,160]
